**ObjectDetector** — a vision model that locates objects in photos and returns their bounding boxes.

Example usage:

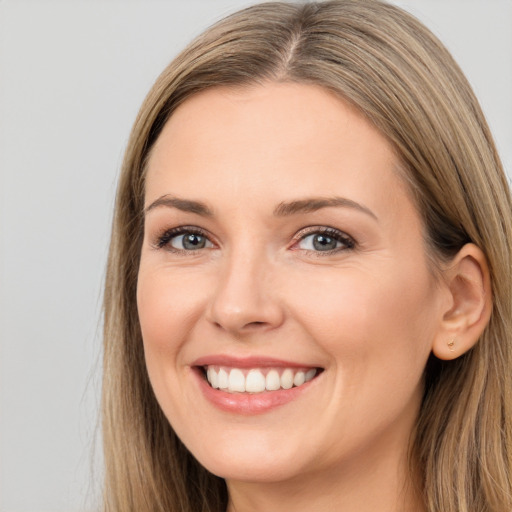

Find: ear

[432,243,492,360]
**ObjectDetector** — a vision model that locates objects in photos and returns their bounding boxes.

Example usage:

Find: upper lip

[191,354,321,369]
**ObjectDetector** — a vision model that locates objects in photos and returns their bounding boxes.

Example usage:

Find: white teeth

[246,369,266,393]
[305,369,317,382]
[218,368,229,389]
[205,366,320,393]
[265,370,281,391]
[293,371,305,387]
[280,369,293,389]
[207,367,219,388]
[228,369,245,392]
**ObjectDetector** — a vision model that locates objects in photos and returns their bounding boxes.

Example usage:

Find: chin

[204,457,302,483]
[187,434,309,483]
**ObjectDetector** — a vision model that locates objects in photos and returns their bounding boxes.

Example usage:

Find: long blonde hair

[102,1,512,510]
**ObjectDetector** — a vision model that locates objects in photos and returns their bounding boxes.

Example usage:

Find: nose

[206,248,285,335]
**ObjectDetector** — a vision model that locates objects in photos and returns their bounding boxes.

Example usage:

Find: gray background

[0,1,510,510]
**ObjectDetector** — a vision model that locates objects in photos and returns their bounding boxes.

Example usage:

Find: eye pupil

[313,234,337,251]
[183,233,206,250]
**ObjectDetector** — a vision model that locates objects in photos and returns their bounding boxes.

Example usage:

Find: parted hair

[102,1,512,510]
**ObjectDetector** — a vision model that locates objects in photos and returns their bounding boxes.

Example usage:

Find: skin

[137,82,457,512]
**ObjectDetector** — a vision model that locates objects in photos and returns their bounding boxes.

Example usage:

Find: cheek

[136,263,218,432]
[136,266,205,371]
[285,263,438,366]
[291,263,438,429]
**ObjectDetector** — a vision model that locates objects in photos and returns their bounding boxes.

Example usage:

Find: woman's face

[137,82,449,484]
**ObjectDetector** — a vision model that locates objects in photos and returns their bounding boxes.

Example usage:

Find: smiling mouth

[201,366,322,394]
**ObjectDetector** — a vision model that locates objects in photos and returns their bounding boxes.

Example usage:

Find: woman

[102,1,512,511]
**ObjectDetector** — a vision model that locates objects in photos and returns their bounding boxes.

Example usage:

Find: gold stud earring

[447,339,456,351]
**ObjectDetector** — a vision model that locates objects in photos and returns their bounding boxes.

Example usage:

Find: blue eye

[170,233,212,250]
[157,228,213,251]
[297,229,354,252]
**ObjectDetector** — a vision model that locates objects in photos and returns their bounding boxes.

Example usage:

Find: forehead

[145,82,411,221]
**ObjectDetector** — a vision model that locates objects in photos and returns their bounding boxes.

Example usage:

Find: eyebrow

[144,195,213,216]
[144,194,377,221]
[273,197,378,220]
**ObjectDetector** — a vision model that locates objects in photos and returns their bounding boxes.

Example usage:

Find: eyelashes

[293,227,355,253]
[154,226,212,251]
[152,225,356,256]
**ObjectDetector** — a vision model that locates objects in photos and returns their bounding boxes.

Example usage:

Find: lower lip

[193,368,319,415]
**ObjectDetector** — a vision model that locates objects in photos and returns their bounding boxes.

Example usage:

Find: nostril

[244,321,268,330]
[213,320,268,330]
